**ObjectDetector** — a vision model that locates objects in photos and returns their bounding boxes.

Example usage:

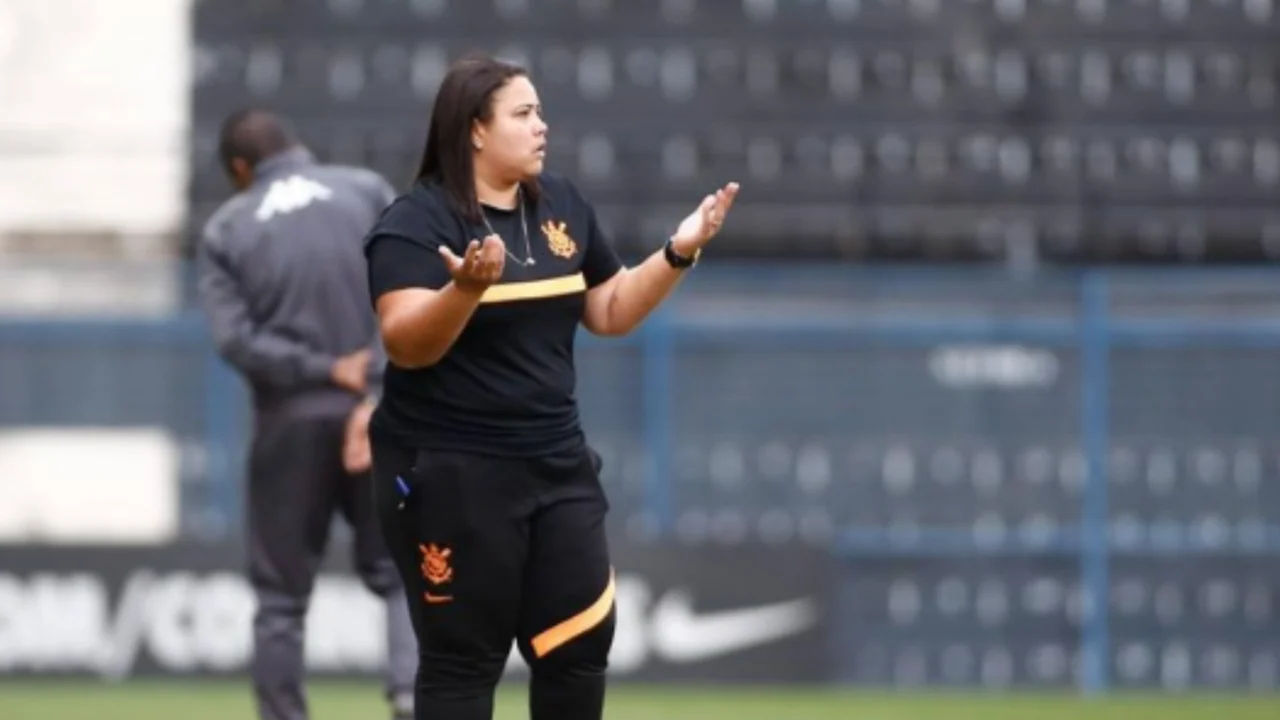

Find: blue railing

[5,264,1280,692]
[593,266,1280,695]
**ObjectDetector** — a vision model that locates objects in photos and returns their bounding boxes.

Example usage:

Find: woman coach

[362,54,738,720]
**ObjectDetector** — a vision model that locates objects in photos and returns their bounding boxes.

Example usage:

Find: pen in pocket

[395,475,411,510]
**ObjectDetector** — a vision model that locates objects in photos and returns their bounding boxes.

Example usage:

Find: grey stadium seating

[188,0,1280,263]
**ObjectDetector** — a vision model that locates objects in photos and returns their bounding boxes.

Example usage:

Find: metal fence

[4,264,1280,692]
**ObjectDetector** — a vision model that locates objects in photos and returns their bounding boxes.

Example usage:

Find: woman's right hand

[439,234,506,294]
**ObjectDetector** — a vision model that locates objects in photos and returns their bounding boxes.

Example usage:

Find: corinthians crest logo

[541,220,578,259]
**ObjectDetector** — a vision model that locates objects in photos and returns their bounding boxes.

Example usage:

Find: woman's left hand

[670,182,739,254]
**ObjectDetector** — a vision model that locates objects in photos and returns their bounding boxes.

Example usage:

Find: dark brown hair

[415,54,541,223]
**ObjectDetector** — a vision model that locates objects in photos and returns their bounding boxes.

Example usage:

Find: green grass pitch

[1,681,1278,720]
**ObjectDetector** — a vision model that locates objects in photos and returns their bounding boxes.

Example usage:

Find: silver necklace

[480,187,536,267]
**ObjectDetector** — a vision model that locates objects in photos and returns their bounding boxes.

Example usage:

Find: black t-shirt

[363,172,624,457]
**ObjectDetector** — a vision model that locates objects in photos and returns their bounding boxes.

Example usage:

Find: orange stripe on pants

[530,568,617,658]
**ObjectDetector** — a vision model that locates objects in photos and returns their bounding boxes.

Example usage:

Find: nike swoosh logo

[648,589,819,663]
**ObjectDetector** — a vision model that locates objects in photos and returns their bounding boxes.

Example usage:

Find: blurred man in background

[196,109,416,720]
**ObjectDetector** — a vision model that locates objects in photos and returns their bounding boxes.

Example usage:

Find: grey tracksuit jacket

[196,147,394,417]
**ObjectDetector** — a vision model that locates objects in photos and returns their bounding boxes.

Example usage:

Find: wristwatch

[663,238,701,269]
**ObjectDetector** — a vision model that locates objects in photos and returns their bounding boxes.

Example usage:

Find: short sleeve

[364,196,454,301]
[366,235,451,301]
[578,200,623,289]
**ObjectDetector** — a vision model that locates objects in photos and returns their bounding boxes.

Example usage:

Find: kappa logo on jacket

[254,175,334,222]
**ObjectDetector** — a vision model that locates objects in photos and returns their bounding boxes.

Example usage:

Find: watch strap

[664,239,700,269]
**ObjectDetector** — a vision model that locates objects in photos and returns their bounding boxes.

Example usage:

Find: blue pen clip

[395,476,411,509]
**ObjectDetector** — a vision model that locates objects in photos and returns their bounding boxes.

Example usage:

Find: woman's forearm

[604,246,692,334]
[381,283,484,368]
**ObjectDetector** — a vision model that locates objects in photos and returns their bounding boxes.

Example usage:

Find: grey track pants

[245,410,417,720]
